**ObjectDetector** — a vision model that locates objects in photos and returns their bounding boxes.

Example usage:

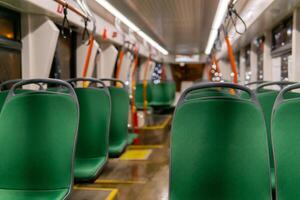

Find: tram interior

[0,0,300,199]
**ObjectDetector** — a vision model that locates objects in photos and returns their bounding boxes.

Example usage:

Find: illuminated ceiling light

[95,0,169,55]
[205,0,230,55]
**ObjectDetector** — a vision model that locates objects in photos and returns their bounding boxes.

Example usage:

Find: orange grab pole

[81,35,95,87]
[115,49,125,79]
[131,51,139,135]
[82,35,94,77]
[224,36,238,83]
[142,57,151,113]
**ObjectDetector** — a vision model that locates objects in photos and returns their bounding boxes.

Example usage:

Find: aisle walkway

[70,115,171,200]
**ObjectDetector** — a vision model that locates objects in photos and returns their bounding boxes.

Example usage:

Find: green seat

[149,82,176,107]
[171,83,271,200]
[68,78,111,181]
[100,79,132,157]
[135,83,152,109]
[0,91,8,112]
[0,79,78,200]
[255,81,296,189]
[271,83,300,199]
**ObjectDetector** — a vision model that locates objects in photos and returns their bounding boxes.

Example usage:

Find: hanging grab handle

[61,4,72,38]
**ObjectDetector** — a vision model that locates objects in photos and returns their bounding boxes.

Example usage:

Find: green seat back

[171,94,271,199]
[150,82,176,106]
[272,90,300,199]
[0,91,8,112]
[0,91,78,195]
[257,90,278,169]
[108,87,129,156]
[74,87,110,180]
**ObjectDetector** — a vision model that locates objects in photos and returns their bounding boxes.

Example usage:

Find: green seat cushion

[0,189,69,200]
[127,133,138,145]
[171,98,271,199]
[109,140,128,157]
[74,157,107,180]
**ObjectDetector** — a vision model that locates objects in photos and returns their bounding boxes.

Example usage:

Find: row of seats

[171,81,300,199]
[135,81,176,108]
[0,78,136,199]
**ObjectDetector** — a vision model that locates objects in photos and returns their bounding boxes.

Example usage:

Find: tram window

[0,6,21,82]
[0,7,20,41]
[255,36,265,80]
[50,29,77,79]
[151,63,162,83]
[272,16,293,51]
[0,48,21,82]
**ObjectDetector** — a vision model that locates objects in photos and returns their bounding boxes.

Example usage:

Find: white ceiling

[107,0,220,55]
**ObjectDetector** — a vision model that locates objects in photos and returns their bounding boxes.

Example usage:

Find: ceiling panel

[108,0,220,55]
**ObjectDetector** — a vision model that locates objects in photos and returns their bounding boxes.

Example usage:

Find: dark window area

[50,29,77,79]
[272,16,293,51]
[0,47,21,81]
[281,53,291,80]
[244,44,251,82]
[0,6,21,82]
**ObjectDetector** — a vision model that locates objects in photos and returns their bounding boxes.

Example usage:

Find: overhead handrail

[54,0,90,21]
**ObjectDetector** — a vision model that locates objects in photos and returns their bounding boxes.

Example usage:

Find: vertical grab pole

[115,45,126,87]
[131,47,139,134]
[82,35,94,76]
[143,55,151,114]
[224,35,238,83]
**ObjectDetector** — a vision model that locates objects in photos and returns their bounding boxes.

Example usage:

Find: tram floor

[70,114,171,200]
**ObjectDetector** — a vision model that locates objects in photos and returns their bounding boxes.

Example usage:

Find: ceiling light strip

[205,0,230,55]
[95,0,168,55]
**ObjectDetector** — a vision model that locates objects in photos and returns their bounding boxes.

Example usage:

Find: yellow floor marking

[127,145,163,149]
[95,179,146,184]
[73,186,119,200]
[105,189,118,200]
[139,116,172,130]
[120,149,153,160]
